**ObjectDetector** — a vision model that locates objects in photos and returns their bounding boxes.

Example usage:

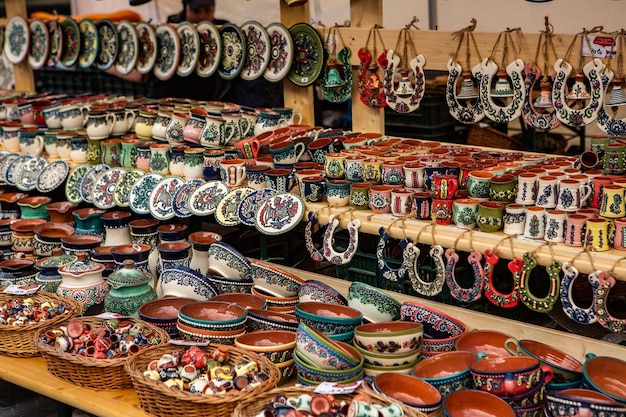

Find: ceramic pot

[120,139,140,169]
[35,248,77,293]
[33,222,75,257]
[45,201,78,225]
[111,243,152,276]
[100,211,133,247]
[57,252,108,315]
[188,231,222,276]
[60,235,103,260]
[0,258,38,288]
[110,108,136,137]
[0,192,28,219]
[17,196,51,220]
[158,241,191,273]
[73,207,106,238]
[19,126,44,157]
[10,219,47,253]
[104,259,157,317]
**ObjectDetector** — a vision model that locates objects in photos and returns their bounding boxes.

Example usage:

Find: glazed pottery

[354,321,423,355]
[206,273,253,294]
[470,355,553,397]
[35,248,77,293]
[45,201,78,225]
[411,351,482,396]
[443,389,515,417]
[207,241,252,280]
[295,323,361,371]
[111,243,152,277]
[101,211,133,247]
[546,388,626,417]
[298,279,348,305]
[348,282,401,323]
[158,265,218,301]
[234,330,296,364]
[188,231,222,276]
[73,207,106,238]
[505,339,583,385]
[33,222,75,257]
[354,343,421,368]
[17,196,51,219]
[210,292,266,310]
[251,260,303,298]
[295,301,362,336]
[293,348,363,385]
[247,308,298,333]
[138,296,196,338]
[11,219,47,252]
[454,330,514,358]
[57,252,109,315]
[581,354,626,403]
[104,259,157,317]
[0,258,38,288]
[158,241,191,272]
[178,300,247,330]
[367,372,442,416]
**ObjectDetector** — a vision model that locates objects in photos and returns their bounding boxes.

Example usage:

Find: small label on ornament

[581,35,618,58]
[314,381,361,395]
[3,284,41,295]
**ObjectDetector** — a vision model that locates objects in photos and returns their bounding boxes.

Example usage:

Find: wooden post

[5,0,35,92]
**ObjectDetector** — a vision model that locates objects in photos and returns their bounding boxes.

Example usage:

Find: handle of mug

[540,365,554,385]
[126,110,136,127]
[294,142,306,162]
[236,166,247,186]
[106,113,116,133]
[222,123,236,146]
[292,112,303,125]
[287,173,297,192]
[504,337,521,356]
[250,139,260,158]
[580,184,592,205]
[240,118,252,137]
[34,134,45,153]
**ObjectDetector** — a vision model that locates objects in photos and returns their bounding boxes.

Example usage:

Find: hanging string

[452,229,470,253]
[492,234,515,256]
[608,256,626,279]
[451,18,480,70]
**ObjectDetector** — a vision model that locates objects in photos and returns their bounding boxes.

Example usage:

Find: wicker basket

[233,386,427,417]
[34,316,169,390]
[0,290,83,358]
[125,343,282,417]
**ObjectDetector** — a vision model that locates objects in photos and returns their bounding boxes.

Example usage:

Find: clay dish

[354,321,423,355]
[210,292,267,310]
[411,351,480,379]
[583,355,626,402]
[33,223,75,239]
[371,372,441,411]
[139,296,197,323]
[443,390,515,417]
[455,329,513,357]
[179,300,247,326]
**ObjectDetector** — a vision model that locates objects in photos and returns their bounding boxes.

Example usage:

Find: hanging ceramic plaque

[254,193,305,235]
[188,180,228,216]
[149,176,186,220]
[320,26,352,103]
[264,22,293,82]
[195,20,221,78]
[218,23,246,80]
[288,23,324,87]
[447,60,485,124]
[37,160,69,193]
[94,19,118,71]
[28,18,49,70]
[240,21,270,81]
[92,168,126,210]
[46,19,63,66]
[479,58,526,124]
[237,188,277,227]
[129,172,165,215]
[522,64,560,131]
[65,163,91,204]
[80,164,110,204]
[215,187,254,226]
[176,21,200,77]
[154,24,180,81]
[357,25,387,109]
[114,20,138,75]
[4,15,29,64]
[172,178,205,218]
[60,17,80,67]
[135,21,157,75]
[77,18,99,69]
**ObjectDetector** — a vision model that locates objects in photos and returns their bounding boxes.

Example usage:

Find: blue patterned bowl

[206,273,253,294]
[295,322,361,371]
[293,348,363,383]
[251,260,304,298]
[295,301,362,336]
[546,388,626,417]
[298,279,348,305]
[347,282,401,323]
[247,308,298,333]
[327,331,354,344]
[138,296,197,338]
[207,241,252,280]
[158,265,219,301]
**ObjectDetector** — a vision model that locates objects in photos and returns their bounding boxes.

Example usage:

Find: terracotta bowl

[354,342,421,368]
[234,329,296,364]
[188,231,222,250]
[33,222,75,239]
[454,329,513,358]
[251,285,300,306]
[298,279,347,305]
[247,308,298,333]
[210,292,267,310]
[546,388,626,417]
[250,260,304,298]
[10,218,47,233]
[295,322,361,371]
[443,390,515,417]
[178,300,247,330]
[506,338,583,383]
[370,372,442,415]
[62,234,103,250]
[354,321,423,355]
[411,351,481,397]
[176,320,246,344]
[347,282,401,323]
[470,356,551,398]
[293,347,363,383]
[582,355,626,403]
[138,296,196,337]
[295,301,362,336]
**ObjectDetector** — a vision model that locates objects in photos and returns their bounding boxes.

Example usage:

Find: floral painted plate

[172,178,205,218]
[195,20,221,78]
[37,160,69,193]
[80,164,110,204]
[264,22,293,83]
[154,24,180,81]
[237,188,277,227]
[240,21,270,81]
[149,176,186,220]
[5,155,32,187]
[0,153,18,185]
[115,20,139,76]
[28,18,49,70]
[288,23,324,87]
[94,19,118,70]
[46,19,63,66]
[135,21,157,75]
[254,192,305,235]
[113,168,144,207]
[188,180,228,216]
[218,23,246,80]
[4,15,29,64]
[92,167,126,210]
[176,21,199,77]
[15,157,48,192]
[60,17,80,67]
[129,172,165,215]
[215,187,254,227]
[65,163,91,204]
[78,18,99,69]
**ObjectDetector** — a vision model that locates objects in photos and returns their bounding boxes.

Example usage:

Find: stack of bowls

[546,388,626,417]
[298,279,348,305]
[251,286,299,314]
[235,330,296,385]
[176,300,247,344]
[251,260,303,314]
[138,296,196,338]
[347,282,401,323]
[210,292,267,310]
[247,308,299,333]
[411,351,484,397]
[295,301,362,343]
[158,265,219,301]
[206,273,254,294]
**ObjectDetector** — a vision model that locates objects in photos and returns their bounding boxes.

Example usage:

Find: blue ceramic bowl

[293,348,363,383]
[295,301,362,336]
[247,308,298,333]
[298,279,347,305]
[295,322,361,371]
[159,265,219,301]
[206,273,253,294]
[581,354,626,403]
[546,388,626,417]
[251,260,303,298]
[327,331,354,344]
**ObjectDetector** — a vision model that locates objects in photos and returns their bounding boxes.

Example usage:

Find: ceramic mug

[326,179,350,207]
[19,126,44,157]
[265,168,296,193]
[452,198,480,229]
[391,188,414,217]
[301,175,326,203]
[269,140,306,165]
[603,142,626,174]
[369,185,393,214]
[470,356,553,397]
[85,110,115,140]
[585,218,613,252]
[403,162,426,190]
[362,158,383,185]
[381,161,406,186]
[413,191,432,220]
[59,104,87,130]
[535,175,559,209]
[599,185,626,218]
[1,121,21,152]
[544,210,567,243]
[556,179,592,212]
[234,136,261,160]
[344,155,366,183]
[69,136,89,164]
[245,164,270,189]
[219,158,247,188]
[476,201,505,233]
[200,115,235,149]
[564,214,588,247]
[272,107,303,126]
[503,204,526,235]
[466,171,493,200]
[431,174,459,200]
[295,169,324,196]
[523,206,547,240]
[588,175,613,209]
[183,148,204,180]
[203,149,225,180]
[350,182,371,210]
[43,104,62,129]
[307,137,340,165]
[613,217,626,250]
[489,174,517,203]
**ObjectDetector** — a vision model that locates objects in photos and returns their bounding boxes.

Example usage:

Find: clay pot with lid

[104,259,157,317]
[57,252,108,315]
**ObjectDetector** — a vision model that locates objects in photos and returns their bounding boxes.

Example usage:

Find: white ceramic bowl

[207,241,252,280]
[347,282,401,323]
[354,321,423,355]
[251,260,304,298]
[158,266,219,301]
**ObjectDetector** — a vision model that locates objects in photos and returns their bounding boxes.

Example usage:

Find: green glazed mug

[476,201,505,233]
[120,139,140,169]
[452,198,480,229]
[350,182,371,210]
[489,174,517,203]
[466,171,493,200]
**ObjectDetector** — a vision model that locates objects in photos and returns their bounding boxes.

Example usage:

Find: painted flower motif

[222,31,243,72]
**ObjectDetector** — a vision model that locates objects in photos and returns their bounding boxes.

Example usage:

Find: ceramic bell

[104,259,156,317]
[365,66,382,91]
[395,70,415,97]
[566,72,591,100]
[57,252,108,316]
[534,80,554,108]
[324,63,346,88]
[606,78,626,109]
[491,70,514,97]
[457,71,479,99]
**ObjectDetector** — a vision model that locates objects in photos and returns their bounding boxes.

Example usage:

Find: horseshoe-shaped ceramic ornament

[358,49,387,109]
[444,248,484,303]
[409,244,445,297]
[446,60,485,124]
[403,241,421,290]
[383,49,426,114]
[321,46,353,103]
[522,63,561,131]
[589,270,626,333]
[552,58,605,127]
[377,227,411,282]
[483,248,523,309]
[517,253,561,313]
[596,68,626,136]
[322,214,361,265]
[560,262,597,325]
[304,212,326,262]
[479,58,526,124]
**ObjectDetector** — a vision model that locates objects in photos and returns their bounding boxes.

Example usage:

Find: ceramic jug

[110,108,136,137]
[57,252,109,315]
[19,126,44,156]
[85,110,115,140]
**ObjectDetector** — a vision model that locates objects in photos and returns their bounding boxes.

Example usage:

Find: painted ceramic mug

[564,214,588,247]
[523,206,547,240]
[503,204,526,235]
[535,175,559,209]
[326,179,350,207]
[19,126,44,157]
[369,185,393,214]
[598,185,626,218]
[301,175,327,203]
[350,182,371,210]
[556,179,592,212]
[269,140,306,165]
[452,198,479,229]
[585,218,613,252]
[466,171,493,200]
[234,136,261,160]
[219,158,247,188]
[432,198,454,225]
[391,188,414,217]
[476,201,505,233]
[265,168,296,193]
[489,174,517,203]
[544,210,567,243]
[431,174,459,200]
[245,164,270,189]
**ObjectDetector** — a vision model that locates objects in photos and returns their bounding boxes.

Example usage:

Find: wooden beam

[5,0,35,92]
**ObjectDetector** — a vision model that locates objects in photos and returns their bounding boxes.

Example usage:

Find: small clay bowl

[370,372,442,415]
[210,292,267,310]
[295,323,361,371]
[247,308,298,333]
[188,231,222,251]
[178,300,247,328]
[139,296,196,337]
[251,285,300,306]
[295,301,362,336]
[354,321,423,355]
[582,355,626,403]
[443,390,515,417]
[470,356,551,398]
[505,338,583,383]
[354,343,421,368]
[455,329,514,358]
[411,350,481,384]
[33,222,75,239]
[10,218,47,233]
[206,274,254,294]
[234,330,296,364]
[293,348,363,383]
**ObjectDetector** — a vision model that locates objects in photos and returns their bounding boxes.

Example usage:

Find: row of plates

[4,15,323,86]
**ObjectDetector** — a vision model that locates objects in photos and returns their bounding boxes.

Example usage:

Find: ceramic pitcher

[85,110,115,140]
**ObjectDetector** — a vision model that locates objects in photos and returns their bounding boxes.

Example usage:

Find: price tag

[3,284,41,295]
[582,35,618,59]
[169,339,210,347]
[94,312,132,319]
[314,380,361,395]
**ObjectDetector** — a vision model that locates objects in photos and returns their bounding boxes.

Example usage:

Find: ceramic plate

[240,21,270,81]
[15,157,48,192]
[264,22,293,83]
[255,192,305,235]
[60,17,80,67]
[172,178,205,218]
[5,155,32,187]
[288,23,324,87]
[149,176,186,220]
[46,19,63,66]
[188,180,228,216]
[215,187,254,226]
[28,18,49,70]
[92,167,126,209]
[78,18,99,68]
[94,19,118,70]
[218,23,246,80]
[154,24,180,81]
[115,20,139,76]
[237,188,277,227]
[195,20,221,78]
[4,15,29,64]
[129,172,165,215]
[0,153,20,185]
[65,163,91,204]
[80,164,110,204]
[113,168,144,207]
[37,160,69,193]
[176,21,199,77]
[135,21,157,75]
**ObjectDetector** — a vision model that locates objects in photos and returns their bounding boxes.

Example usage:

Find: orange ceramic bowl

[455,330,513,358]
[443,389,515,417]
[210,292,267,310]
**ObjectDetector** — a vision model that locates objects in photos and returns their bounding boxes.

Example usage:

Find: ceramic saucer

[188,180,228,216]
[113,168,144,207]
[92,167,126,210]
[46,19,63,66]
[135,21,157,74]
[0,153,20,185]
[4,15,29,64]
[114,20,139,76]
[129,172,165,215]
[154,24,180,81]
[65,163,91,204]
[28,18,50,70]
[195,20,221,78]
[37,160,69,193]
[254,192,305,235]
[215,187,254,226]
[15,157,48,192]
[264,22,293,83]
[240,21,270,81]
[149,176,186,220]
[288,23,324,87]
[60,17,80,67]
[218,23,246,80]
[5,155,32,187]
[237,188,277,227]
[176,21,199,77]
[78,18,99,68]
[172,178,205,218]
[94,19,118,70]
[80,164,110,204]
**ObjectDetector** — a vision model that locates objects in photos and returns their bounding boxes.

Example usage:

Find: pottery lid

[106,259,152,288]
[59,252,105,276]
[37,248,77,269]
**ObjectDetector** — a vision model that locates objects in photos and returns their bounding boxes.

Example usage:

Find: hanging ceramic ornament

[321,25,352,103]
[322,214,361,265]
[483,248,523,309]
[589,270,626,333]
[304,211,326,262]
[357,25,387,109]
[560,262,597,325]
[597,31,626,136]
[376,227,412,283]
[409,244,445,297]
[517,252,561,313]
[444,248,484,303]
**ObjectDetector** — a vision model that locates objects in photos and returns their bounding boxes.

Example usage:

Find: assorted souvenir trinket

[0,296,71,325]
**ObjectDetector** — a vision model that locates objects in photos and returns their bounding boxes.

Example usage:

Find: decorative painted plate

[129,172,165,215]
[80,164,110,204]
[237,188,277,227]
[60,17,80,67]
[5,155,32,187]
[215,187,254,226]
[15,157,48,192]
[37,160,69,193]
[149,176,186,220]
[46,19,63,66]
[264,22,293,83]
[188,180,228,216]
[92,168,126,209]
[28,18,50,70]
[288,23,324,87]
[4,15,29,64]
[135,21,157,75]
[94,19,118,70]
[176,21,199,77]
[114,20,139,76]
[218,23,246,80]
[172,178,205,218]
[240,21,270,81]
[254,192,305,235]
[195,20,221,78]
[154,24,180,81]
[65,163,91,204]
[0,153,20,185]
[113,168,144,207]
[78,18,99,69]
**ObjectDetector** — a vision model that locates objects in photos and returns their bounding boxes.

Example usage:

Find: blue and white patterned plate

[149,176,186,220]
[4,15,29,64]
[237,188,277,227]
[5,155,32,187]
[188,180,228,216]
[215,187,254,227]
[113,168,144,207]
[172,178,205,218]
[240,21,270,81]
[28,18,49,70]
[92,167,126,210]
[254,192,305,235]
[154,24,180,81]
[15,157,48,191]
[0,153,20,185]
[129,172,165,215]
[114,20,138,76]
[37,160,69,193]
[218,23,246,80]
[77,18,99,69]
[65,163,91,204]
[80,164,110,204]
[94,19,118,70]
[176,21,199,77]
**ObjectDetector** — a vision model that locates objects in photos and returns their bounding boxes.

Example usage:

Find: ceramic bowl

[354,321,423,355]
[176,320,246,344]
[582,354,626,403]
[293,348,363,383]
[207,241,251,280]
[33,222,75,239]
[546,388,626,417]
[354,342,421,368]
[247,308,298,333]
[276,359,297,386]
[443,390,515,417]
[369,372,442,415]
[295,322,361,371]
[505,338,583,384]
[250,260,304,298]
[251,285,300,307]
[502,379,546,407]
[62,234,104,255]
[157,223,189,242]
[298,279,348,305]
[411,351,481,397]
[362,359,419,377]
[206,273,253,294]
[158,265,219,301]
[295,301,362,336]
[188,231,222,251]
[138,296,196,338]
[210,292,267,310]
[296,367,364,387]
[234,329,296,364]
[178,300,247,330]
[347,282,401,323]
[327,331,354,344]
[454,329,514,358]
[470,356,552,398]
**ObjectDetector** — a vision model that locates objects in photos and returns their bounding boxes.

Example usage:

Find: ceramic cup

[515,172,539,205]
[19,126,44,157]
[588,175,613,209]
[413,191,432,220]
[391,188,414,217]
[326,179,350,207]
[476,201,505,233]
[403,162,426,190]
[301,175,326,203]
[350,182,371,210]
[603,142,626,174]
[362,158,383,185]
[466,171,493,200]
[245,164,270,189]
[265,168,296,193]
[432,198,454,225]
[556,179,592,212]
[452,198,480,229]
[431,174,459,200]
[324,152,347,180]
[523,206,547,240]
[584,218,613,252]
[219,158,247,188]
[344,155,366,183]
[503,204,526,235]
[295,169,324,196]
[369,185,393,214]
[470,356,553,397]
[598,185,626,218]
[564,214,588,247]
[234,136,261,160]
[489,174,517,203]
[536,175,559,209]
[269,140,306,166]
[544,210,567,243]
